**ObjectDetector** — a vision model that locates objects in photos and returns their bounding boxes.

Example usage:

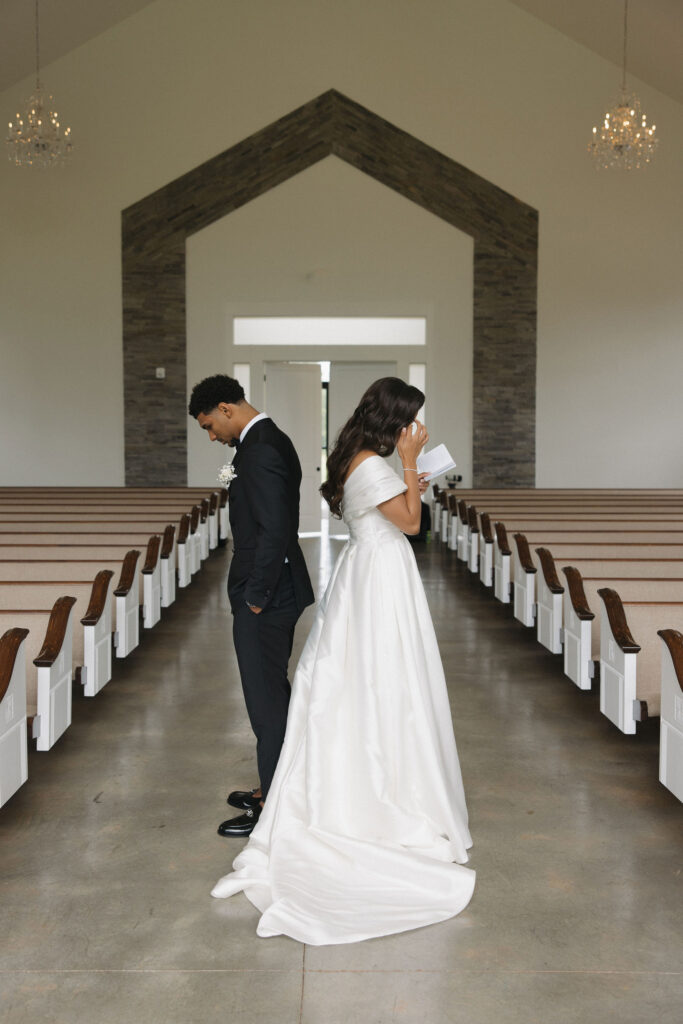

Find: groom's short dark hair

[188,374,246,418]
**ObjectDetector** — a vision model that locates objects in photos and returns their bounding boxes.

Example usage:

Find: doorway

[263,360,398,534]
[327,362,397,451]
[263,362,322,533]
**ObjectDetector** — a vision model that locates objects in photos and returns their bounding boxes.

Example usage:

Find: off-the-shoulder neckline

[344,454,383,486]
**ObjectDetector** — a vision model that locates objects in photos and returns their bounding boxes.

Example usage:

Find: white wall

[1,0,681,486]
[186,158,473,487]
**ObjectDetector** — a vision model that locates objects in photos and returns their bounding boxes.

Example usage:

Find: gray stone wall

[122,90,538,486]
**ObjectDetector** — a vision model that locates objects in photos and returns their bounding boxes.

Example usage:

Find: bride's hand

[397,420,428,468]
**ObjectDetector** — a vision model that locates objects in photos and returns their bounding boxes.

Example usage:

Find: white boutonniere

[218,463,237,487]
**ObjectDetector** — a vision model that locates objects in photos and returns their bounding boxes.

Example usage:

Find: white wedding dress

[211,455,475,944]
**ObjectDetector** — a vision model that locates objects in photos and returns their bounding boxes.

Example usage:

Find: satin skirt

[211,532,475,945]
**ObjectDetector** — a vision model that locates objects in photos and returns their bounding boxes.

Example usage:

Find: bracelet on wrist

[402,466,418,473]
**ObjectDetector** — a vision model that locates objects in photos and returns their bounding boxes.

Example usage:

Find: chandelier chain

[588,0,658,170]
[35,0,41,88]
[5,0,73,167]
[626,0,630,92]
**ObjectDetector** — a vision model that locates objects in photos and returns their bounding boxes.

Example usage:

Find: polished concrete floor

[1,538,681,1023]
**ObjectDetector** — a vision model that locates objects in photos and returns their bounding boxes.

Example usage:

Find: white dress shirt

[239,411,269,444]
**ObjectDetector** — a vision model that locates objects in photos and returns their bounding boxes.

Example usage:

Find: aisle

[0,538,680,1024]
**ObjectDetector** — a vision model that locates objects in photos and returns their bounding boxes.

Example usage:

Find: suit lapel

[230,418,266,487]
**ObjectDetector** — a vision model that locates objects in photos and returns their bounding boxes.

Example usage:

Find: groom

[189,374,314,837]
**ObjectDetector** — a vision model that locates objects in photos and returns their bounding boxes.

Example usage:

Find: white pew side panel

[658,631,683,804]
[0,630,29,807]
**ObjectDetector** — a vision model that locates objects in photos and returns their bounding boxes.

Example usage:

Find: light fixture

[588,0,658,171]
[6,0,73,168]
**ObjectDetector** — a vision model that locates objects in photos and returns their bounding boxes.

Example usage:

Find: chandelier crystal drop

[6,1,73,168]
[589,91,657,171]
[588,0,658,171]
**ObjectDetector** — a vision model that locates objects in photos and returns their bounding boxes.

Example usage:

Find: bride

[211,377,475,945]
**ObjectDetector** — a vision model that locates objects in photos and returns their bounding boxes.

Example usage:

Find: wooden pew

[0,552,148,676]
[451,490,683,800]
[432,483,444,540]
[0,597,77,750]
[493,521,514,603]
[479,513,495,587]
[435,492,450,545]
[533,553,683,687]
[1,520,176,606]
[452,505,683,553]
[462,501,683,542]
[471,502,683,576]
[503,537,683,684]
[0,487,223,545]
[0,485,223,782]
[500,538,683,736]
[0,549,142,658]
[447,494,458,551]
[454,498,683,597]
[0,530,167,626]
[0,485,216,489]
[217,488,229,542]
[596,588,683,735]
[0,573,115,698]
[0,516,179,589]
[507,527,683,627]
[456,500,468,561]
[466,506,480,572]
[451,488,683,503]
[657,630,683,803]
[0,628,29,806]
[556,565,683,717]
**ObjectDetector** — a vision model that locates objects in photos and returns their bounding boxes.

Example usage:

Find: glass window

[233,317,426,347]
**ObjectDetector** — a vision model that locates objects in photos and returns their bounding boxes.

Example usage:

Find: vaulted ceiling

[0,0,156,94]
[508,0,683,105]
[1,0,682,104]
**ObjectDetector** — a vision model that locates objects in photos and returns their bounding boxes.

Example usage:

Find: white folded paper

[416,443,456,482]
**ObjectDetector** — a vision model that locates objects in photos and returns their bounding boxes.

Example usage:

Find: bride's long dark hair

[321,377,425,518]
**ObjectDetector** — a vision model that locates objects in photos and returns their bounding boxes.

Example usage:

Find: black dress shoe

[217,806,261,837]
[227,788,262,810]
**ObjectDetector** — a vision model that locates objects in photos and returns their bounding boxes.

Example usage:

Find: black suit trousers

[231,565,300,799]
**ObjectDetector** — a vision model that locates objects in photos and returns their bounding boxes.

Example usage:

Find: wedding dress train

[211,455,475,944]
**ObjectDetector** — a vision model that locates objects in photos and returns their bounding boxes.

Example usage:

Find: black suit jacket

[227,417,315,614]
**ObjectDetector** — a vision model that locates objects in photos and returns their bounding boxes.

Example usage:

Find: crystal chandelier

[6,1,73,168]
[588,0,658,171]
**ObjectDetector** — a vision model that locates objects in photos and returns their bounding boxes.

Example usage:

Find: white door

[328,361,397,451]
[264,362,322,534]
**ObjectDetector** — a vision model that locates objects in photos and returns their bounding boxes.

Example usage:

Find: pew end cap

[597,588,641,654]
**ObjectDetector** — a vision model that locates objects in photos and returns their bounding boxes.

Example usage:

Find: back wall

[1,0,681,486]
[186,157,473,487]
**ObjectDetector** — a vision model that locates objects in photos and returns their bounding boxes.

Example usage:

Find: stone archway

[122,89,538,486]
